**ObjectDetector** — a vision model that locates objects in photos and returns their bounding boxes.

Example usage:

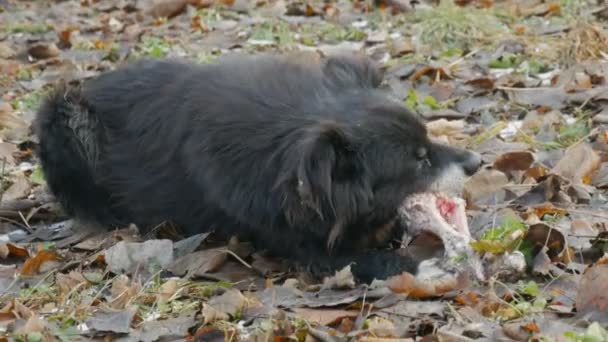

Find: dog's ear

[295,121,356,219]
[322,54,384,89]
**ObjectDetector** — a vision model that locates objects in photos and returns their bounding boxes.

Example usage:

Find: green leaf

[405,89,418,111]
[27,332,43,342]
[423,95,442,110]
[520,280,540,296]
[489,54,518,69]
[441,48,464,58]
[471,216,528,254]
[29,166,46,185]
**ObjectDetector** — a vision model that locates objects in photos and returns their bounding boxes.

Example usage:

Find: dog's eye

[415,147,427,160]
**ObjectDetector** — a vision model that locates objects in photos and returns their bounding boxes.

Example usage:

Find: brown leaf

[531,246,553,276]
[168,248,228,277]
[512,175,565,207]
[409,66,449,82]
[576,263,608,314]
[524,223,566,260]
[58,27,78,48]
[251,252,287,276]
[14,315,47,336]
[110,274,141,310]
[8,299,34,320]
[21,250,60,276]
[191,326,226,341]
[27,43,60,60]
[0,142,18,168]
[290,308,359,326]
[203,289,249,324]
[86,306,138,334]
[552,142,601,184]
[157,279,178,302]
[104,239,174,274]
[529,203,567,220]
[0,42,15,59]
[466,77,495,90]
[129,314,196,341]
[56,271,87,295]
[522,322,540,333]
[519,1,561,17]
[386,271,467,298]
[505,87,568,109]
[524,165,548,181]
[426,119,465,138]
[143,0,188,18]
[0,61,21,78]
[2,173,30,202]
[366,316,398,338]
[0,103,29,141]
[493,151,535,173]
[464,168,509,206]
[390,38,414,57]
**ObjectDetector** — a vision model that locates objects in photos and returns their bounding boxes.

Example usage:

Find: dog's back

[34,54,384,232]
[35,54,481,282]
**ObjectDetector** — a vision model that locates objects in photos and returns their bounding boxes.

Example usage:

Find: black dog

[34,53,481,282]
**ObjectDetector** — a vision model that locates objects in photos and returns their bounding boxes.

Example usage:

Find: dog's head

[273,53,481,238]
[278,103,481,232]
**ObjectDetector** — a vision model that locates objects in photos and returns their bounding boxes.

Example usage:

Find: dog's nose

[462,151,482,176]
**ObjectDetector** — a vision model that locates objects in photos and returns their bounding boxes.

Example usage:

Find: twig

[0,216,30,230]
[222,249,253,269]
[18,211,33,233]
[0,157,6,204]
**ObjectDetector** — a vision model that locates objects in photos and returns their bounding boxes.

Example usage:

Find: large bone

[398,193,485,282]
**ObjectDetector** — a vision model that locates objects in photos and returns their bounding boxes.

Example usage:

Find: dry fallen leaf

[466,77,496,90]
[27,43,60,59]
[464,168,509,206]
[56,271,88,295]
[576,263,608,314]
[321,265,355,290]
[86,306,138,334]
[290,308,359,326]
[21,250,60,276]
[386,271,467,298]
[2,173,31,202]
[552,142,601,184]
[104,239,174,274]
[505,86,568,109]
[493,151,535,173]
[14,314,48,337]
[143,0,189,18]
[426,119,465,138]
[129,314,196,341]
[366,316,398,338]
[110,274,141,310]
[203,289,249,324]
[157,278,178,302]
[0,102,29,141]
[168,248,228,277]
[524,223,566,259]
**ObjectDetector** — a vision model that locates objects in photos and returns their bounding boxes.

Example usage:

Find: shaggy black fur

[34,53,481,282]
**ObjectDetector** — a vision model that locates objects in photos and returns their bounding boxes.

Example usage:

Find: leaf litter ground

[2,0,608,341]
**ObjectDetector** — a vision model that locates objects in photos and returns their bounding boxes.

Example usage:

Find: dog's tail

[34,83,121,228]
